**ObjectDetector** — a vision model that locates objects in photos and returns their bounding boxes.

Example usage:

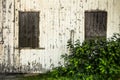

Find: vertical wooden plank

[0,0,2,42]
[0,0,2,32]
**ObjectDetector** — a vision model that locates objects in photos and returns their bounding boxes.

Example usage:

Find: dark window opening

[85,11,107,40]
[19,12,39,48]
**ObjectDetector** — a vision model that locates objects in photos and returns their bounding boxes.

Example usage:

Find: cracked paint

[0,0,120,73]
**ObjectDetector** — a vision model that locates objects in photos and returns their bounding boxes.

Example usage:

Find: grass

[17,73,120,80]
[18,74,73,80]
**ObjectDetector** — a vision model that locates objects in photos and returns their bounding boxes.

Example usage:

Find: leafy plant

[50,33,120,80]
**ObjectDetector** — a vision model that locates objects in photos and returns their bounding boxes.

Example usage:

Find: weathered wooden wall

[0,0,14,72]
[0,0,120,73]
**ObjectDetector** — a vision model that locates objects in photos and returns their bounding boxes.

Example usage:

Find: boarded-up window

[85,11,107,40]
[19,12,39,48]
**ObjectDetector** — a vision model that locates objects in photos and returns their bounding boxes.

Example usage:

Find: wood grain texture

[0,0,119,73]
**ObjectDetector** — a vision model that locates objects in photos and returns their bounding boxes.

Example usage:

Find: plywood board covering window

[19,12,39,48]
[85,11,107,40]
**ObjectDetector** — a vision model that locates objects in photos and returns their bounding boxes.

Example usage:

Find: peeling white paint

[0,0,120,73]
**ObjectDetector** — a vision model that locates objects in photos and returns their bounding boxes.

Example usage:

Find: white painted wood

[0,0,120,73]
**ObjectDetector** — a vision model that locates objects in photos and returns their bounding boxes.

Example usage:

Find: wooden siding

[0,0,120,73]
